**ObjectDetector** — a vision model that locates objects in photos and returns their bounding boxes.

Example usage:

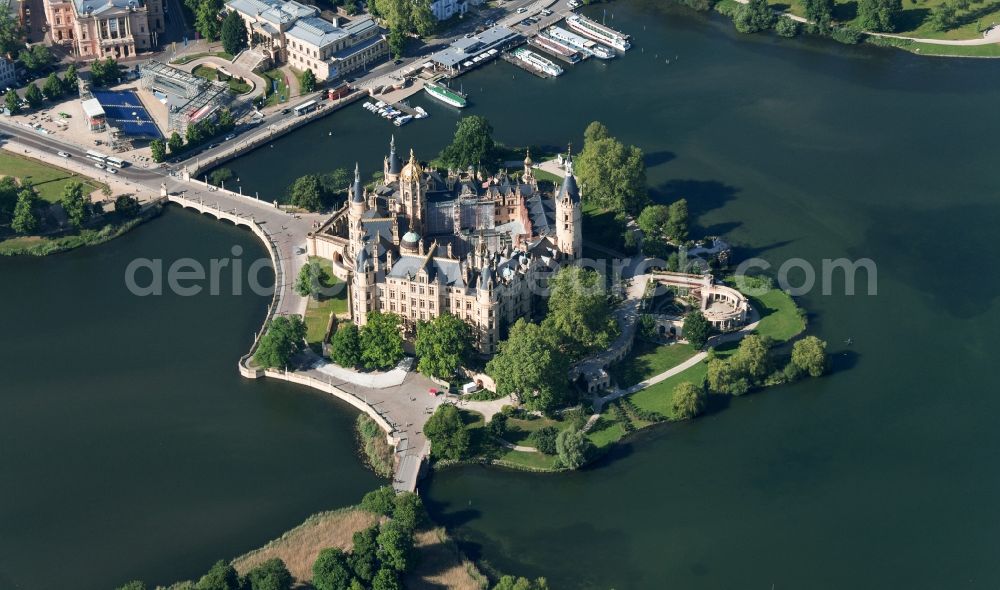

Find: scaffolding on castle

[139,61,231,134]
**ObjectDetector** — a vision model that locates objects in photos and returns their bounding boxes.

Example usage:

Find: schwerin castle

[307,138,583,356]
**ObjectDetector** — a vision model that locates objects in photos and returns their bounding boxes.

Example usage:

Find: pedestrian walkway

[310,355,413,389]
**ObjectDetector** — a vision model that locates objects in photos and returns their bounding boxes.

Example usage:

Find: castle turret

[351,245,376,328]
[523,149,534,184]
[384,135,402,184]
[400,148,426,235]
[555,149,583,260]
[348,162,365,259]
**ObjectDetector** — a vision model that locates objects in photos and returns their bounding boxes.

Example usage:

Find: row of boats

[361,100,429,126]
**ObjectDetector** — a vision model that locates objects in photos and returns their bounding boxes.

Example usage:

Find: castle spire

[351,162,364,203]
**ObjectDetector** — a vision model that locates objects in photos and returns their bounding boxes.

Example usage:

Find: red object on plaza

[429,388,438,396]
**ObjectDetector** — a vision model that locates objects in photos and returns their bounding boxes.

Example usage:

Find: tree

[330,323,363,368]
[392,492,426,531]
[42,72,63,100]
[188,0,226,40]
[857,0,902,32]
[372,566,401,590]
[18,44,53,73]
[312,548,355,590]
[167,131,185,154]
[150,139,167,163]
[0,177,19,222]
[583,120,609,145]
[115,582,147,590]
[555,427,592,469]
[294,260,328,299]
[423,404,470,461]
[5,90,20,115]
[254,315,307,368]
[376,519,413,572]
[300,68,316,93]
[575,122,648,215]
[115,194,141,218]
[359,312,404,370]
[415,313,470,379]
[23,83,42,109]
[529,426,559,455]
[244,558,292,590]
[361,485,397,516]
[220,10,248,55]
[543,266,618,360]
[11,188,39,234]
[439,115,497,172]
[731,334,770,384]
[350,525,381,582]
[209,167,234,187]
[804,0,835,31]
[63,64,78,94]
[930,2,957,31]
[61,181,90,228]
[707,358,750,396]
[319,168,351,202]
[487,319,570,413]
[666,198,689,242]
[287,174,324,211]
[493,576,550,590]
[90,57,123,87]
[637,204,670,238]
[671,381,706,420]
[411,0,436,36]
[487,412,508,438]
[0,9,23,56]
[791,335,827,377]
[387,28,406,59]
[775,16,800,37]
[195,560,240,590]
[733,0,776,33]
[682,311,710,349]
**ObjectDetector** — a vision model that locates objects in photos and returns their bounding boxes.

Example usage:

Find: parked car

[541,9,553,16]
[224,134,235,141]
[94,163,105,170]
[57,151,70,158]
[516,6,528,13]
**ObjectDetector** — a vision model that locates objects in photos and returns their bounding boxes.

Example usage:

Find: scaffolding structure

[139,61,231,134]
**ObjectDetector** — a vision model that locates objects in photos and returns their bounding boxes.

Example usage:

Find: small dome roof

[524,149,533,166]
[401,148,422,180]
[402,231,420,243]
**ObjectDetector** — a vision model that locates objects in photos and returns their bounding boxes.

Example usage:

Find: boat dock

[501,51,555,79]
[528,35,584,64]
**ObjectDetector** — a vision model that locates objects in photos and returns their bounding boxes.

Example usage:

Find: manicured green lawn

[262,69,290,107]
[498,449,559,470]
[532,168,563,184]
[872,36,1000,56]
[503,415,563,444]
[304,257,348,346]
[746,288,805,343]
[0,152,106,203]
[629,361,709,419]
[608,341,697,388]
[586,414,629,448]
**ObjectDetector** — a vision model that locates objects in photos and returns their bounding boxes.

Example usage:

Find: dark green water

[0,208,382,590]
[227,1,1000,588]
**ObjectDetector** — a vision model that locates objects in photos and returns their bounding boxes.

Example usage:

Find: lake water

[6,0,1000,587]
[0,208,382,590]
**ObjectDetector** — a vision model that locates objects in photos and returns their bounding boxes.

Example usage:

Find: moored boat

[424,80,468,108]
[566,14,631,51]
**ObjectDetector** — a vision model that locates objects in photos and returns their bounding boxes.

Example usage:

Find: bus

[85,149,107,163]
[105,156,127,169]
[293,99,317,116]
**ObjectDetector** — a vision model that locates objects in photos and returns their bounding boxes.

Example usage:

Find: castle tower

[476,263,498,354]
[522,149,534,184]
[384,135,402,184]
[348,162,365,260]
[555,150,583,260]
[400,148,426,235]
[351,244,376,328]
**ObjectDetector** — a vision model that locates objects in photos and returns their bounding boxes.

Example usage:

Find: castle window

[429,301,435,310]
[419,301,425,309]
[428,287,435,295]
[419,286,424,295]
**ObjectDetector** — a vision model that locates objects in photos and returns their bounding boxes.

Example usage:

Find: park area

[0,151,105,203]
[768,0,1000,39]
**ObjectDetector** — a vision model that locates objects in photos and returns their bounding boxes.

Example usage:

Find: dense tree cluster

[116,556,292,590]
[682,310,711,349]
[415,312,471,379]
[423,404,471,460]
[330,322,363,368]
[18,44,54,75]
[733,0,777,33]
[706,334,829,397]
[487,319,571,413]
[359,312,405,370]
[186,0,226,40]
[857,0,902,32]
[439,115,498,172]
[220,11,248,56]
[90,57,124,87]
[671,381,707,420]
[370,0,435,57]
[285,168,351,212]
[0,9,23,57]
[542,266,619,359]
[254,315,307,369]
[575,121,648,216]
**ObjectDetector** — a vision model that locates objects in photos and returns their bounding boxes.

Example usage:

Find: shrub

[487,412,508,438]
[776,16,800,37]
[361,486,396,516]
[830,26,865,44]
[529,426,559,455]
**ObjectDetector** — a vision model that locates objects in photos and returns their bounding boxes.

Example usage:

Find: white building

[0,57,16,88]
[430,0,484,21]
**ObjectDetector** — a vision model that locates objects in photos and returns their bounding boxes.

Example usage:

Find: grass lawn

[498,448,560,470]
[304,257,348,347]
[582,201,628,254]
[532,168,563,184]
[169,51,233,65]
[502,414,573,445]
[586,414,629,449]
[262,68,291,107]
[192,64,253,94]
[0,151,106,203]
[608,341,697,388]
[741,286,806,343]
[870,36,1000,56]
[629,360,709,419]
[767,0,1000,40]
